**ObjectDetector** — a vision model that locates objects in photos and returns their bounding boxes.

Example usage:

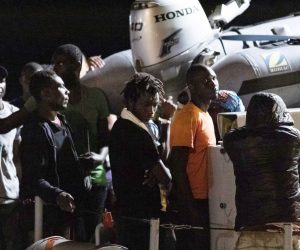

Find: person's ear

[19,75,24,87]
[127,99,135,112]
[73,60,82,78]
[80,54,89,78]
[40,88,51,101]
[188,84,194,94]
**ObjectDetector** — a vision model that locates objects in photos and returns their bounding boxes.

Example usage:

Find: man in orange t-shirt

[168,64,218,250]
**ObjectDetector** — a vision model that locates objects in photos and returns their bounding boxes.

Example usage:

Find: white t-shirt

[0,101,21,204]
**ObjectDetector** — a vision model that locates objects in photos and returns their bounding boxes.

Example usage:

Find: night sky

[1,0,299,99]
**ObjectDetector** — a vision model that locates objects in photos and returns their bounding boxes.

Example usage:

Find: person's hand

[56,192,76,213]
[79,152,105,174]
[87,56,105,71]
[143,170,158,187]
[160,96,177,120]
[80,152,105,165]
[22,198,34,205]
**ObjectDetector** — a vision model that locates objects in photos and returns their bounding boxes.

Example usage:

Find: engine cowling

[129,0,214,88]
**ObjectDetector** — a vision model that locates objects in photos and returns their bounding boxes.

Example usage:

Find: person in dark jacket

[20,70,86,239]
[223,92,300,249]
[109,72,172,250]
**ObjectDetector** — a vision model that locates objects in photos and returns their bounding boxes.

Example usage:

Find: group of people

[0,44,114,250]
[1,41,300,250]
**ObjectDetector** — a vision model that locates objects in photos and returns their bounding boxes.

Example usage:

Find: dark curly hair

[121,72,165,104]
[29,70,59,102]
[0,65,8,80]
[51,44,82,65]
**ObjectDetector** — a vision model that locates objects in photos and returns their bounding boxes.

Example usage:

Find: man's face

[0,78,6,99]
[52,54,79,89]
[131,92,160,122]
[45,75,70,111]
[191,67,219,102]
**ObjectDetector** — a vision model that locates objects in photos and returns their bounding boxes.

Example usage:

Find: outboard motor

[129,0,252,99]
[130,0,214,97]
[82,0,252,114]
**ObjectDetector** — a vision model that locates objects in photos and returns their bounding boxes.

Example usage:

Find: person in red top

[168,64,219,250]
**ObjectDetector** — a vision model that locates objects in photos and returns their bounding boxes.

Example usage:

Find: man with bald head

[168,64,219,250]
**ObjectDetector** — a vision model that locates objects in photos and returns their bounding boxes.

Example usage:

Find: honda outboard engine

[130,0,214,97]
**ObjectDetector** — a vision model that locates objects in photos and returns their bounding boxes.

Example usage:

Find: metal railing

[34,197,294,250]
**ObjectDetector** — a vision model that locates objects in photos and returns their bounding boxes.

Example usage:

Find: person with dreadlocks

[109,72,172,250]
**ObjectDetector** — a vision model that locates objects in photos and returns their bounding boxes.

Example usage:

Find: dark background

[2,0,300,99]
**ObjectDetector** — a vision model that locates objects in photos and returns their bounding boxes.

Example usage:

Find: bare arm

[151,159,172,186]
[158,96,177,160]
[167,146,193,201]
[107,114,117,131]
[0,109,30,134]
[98,114,117,156]
[94,115,115,162]
[81,114,117,165]
[56,192,76,213]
